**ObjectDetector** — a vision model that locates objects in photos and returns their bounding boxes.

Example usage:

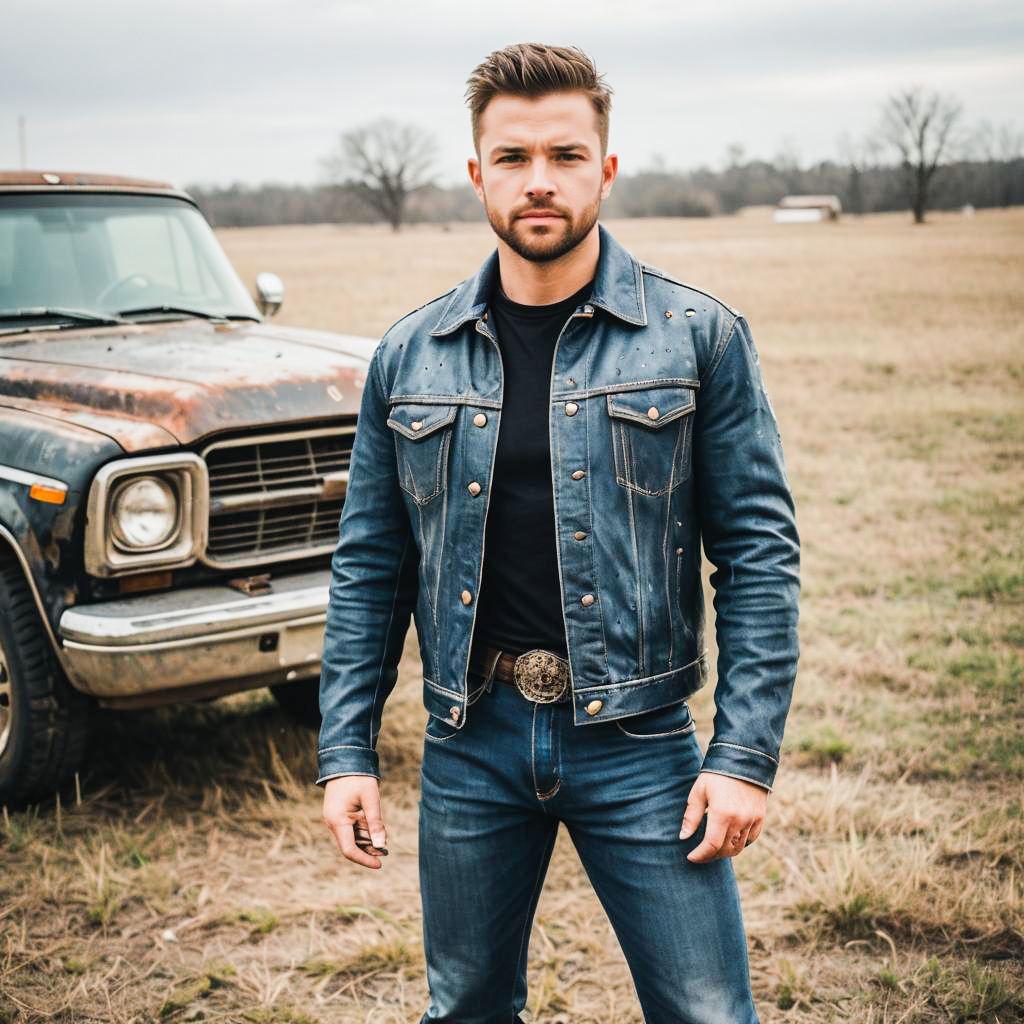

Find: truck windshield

[0,193,260,325]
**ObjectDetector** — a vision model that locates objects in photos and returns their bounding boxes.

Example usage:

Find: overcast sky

[3,0,1022,190]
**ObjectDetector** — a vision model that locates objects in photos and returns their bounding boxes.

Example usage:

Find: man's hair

[465,43,612,156]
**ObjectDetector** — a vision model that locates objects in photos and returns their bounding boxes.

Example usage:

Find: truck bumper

[58,568,330,702]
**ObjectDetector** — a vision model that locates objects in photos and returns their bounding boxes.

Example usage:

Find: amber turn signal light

[29,483,67,505]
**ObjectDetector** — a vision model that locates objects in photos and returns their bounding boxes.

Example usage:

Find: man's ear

[600,153,619,200]
[467,157,485,204]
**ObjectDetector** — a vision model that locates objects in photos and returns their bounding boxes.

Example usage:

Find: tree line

[187,88,1022,229]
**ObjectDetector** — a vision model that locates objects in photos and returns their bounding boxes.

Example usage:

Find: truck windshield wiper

[0,306,127,327]
[117,304,260,323]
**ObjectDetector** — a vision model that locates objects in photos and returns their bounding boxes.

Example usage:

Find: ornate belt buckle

[513,649,569,703]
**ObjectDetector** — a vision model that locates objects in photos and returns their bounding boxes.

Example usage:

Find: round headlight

[110,476,178,549]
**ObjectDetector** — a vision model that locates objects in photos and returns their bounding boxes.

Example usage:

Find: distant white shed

[773,194,842,223]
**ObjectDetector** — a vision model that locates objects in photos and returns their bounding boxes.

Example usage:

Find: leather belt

[469,642,571,704]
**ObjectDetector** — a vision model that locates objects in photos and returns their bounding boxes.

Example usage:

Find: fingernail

[679,827,690,839]
[372,832,386,846]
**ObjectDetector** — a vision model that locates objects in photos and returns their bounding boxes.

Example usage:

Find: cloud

[2,0,1021,185]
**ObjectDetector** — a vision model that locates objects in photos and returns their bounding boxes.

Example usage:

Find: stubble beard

[485,190,602,264]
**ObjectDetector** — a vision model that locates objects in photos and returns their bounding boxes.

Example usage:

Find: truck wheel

[269,678,322,730]
[0,557,91,808]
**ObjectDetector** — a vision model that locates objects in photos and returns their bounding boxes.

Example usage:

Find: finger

[715,821,753,861]
[361,788,388,850]
[678,779,708,840]
[353,822,388,855]
[332,819,384,869]
[744,818,764,847]
[687,810,730,863]
[352,809,373,841]
[325,807,383,866]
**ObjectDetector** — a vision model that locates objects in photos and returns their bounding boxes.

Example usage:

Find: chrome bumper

[58,568,330,699]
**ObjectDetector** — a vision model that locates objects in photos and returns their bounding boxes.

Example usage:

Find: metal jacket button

[564,402,578,416]
[574,531,586,540]
[571,470,585,480]
[581,593,595,606]
[449,706,460,720]
[473,413,487,427]
[585,699,603,715]
[411,419,423,431]
[461,589,473,605]
[468,481,481,496]
[647,407,659,420]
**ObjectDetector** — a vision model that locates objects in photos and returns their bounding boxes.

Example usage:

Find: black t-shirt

[472,278,594,660]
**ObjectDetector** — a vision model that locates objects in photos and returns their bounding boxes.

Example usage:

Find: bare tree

[322,118,437,230]
[876,86,963,224]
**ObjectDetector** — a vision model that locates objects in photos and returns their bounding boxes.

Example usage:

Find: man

[317,42,799,1024]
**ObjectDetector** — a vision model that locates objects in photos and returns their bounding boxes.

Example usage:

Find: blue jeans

[417,666,760,1024]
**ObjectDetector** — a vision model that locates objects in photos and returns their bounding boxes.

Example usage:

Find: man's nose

[524,159,556,198]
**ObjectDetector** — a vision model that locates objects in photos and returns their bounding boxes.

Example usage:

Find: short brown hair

[466,43,613,155]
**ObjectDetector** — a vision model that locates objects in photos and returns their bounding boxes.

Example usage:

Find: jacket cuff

[316,744,380,786]
[699,740,778,792]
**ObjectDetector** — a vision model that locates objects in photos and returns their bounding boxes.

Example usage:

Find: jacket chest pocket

[386,402,457,505]
[606,384,696,496]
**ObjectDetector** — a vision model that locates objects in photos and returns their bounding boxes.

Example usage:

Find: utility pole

[18,116,27,169]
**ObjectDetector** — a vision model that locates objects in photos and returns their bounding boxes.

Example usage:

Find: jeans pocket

[614,699,695,739]
[424,712,463,744]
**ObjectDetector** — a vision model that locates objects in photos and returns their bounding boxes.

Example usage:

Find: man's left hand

[679,771,768,862]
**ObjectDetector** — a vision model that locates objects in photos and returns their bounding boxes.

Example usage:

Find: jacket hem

[316,744,380,784]
[700,742,778,791]
[569,657,709,725]
[316,771,381,787]
[572,651,708,695]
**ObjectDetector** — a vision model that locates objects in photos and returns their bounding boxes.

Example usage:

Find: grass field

[2,209,1022,1022]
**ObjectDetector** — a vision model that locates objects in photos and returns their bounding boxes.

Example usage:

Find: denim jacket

[317,223,799,792]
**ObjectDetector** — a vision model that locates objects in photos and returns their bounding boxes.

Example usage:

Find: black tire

[269,677,322,729]
[0,555,92,808]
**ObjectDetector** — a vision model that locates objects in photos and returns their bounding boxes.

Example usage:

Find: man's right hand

[322,775,389,869]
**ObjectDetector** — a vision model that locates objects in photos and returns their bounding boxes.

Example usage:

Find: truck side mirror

[254,272,284,317]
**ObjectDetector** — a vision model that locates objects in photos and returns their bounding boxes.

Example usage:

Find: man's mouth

[517,209,564,220]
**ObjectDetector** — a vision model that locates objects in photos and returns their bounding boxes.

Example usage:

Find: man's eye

[557,153,582,161]
[497,155,524,163]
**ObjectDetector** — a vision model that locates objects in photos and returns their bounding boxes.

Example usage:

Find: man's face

[468,90,617,263]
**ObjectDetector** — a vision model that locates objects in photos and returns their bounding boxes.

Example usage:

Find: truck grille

[200,426,356,567]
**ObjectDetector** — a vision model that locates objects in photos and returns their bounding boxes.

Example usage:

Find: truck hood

[0,320,376,452]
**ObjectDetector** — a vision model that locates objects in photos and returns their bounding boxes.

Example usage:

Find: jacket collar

[429,222,647,336]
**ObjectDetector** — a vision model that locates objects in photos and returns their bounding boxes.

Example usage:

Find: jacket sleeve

[692,313,800,792]
[316,343,420,786]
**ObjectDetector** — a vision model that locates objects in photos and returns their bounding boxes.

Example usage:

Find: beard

[484,190,602,263]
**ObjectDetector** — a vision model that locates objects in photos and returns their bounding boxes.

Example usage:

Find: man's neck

[496,223,600,306]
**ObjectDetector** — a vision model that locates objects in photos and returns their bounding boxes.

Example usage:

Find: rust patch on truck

[0,321,369,450]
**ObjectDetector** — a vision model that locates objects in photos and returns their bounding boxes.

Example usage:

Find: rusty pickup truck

[0,171,375,805]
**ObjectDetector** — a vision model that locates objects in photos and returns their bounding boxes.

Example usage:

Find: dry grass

[2,209,1022,1022]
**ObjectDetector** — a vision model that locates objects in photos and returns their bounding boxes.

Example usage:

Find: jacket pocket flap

[386,403,457,440]
[606,385,695,429]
